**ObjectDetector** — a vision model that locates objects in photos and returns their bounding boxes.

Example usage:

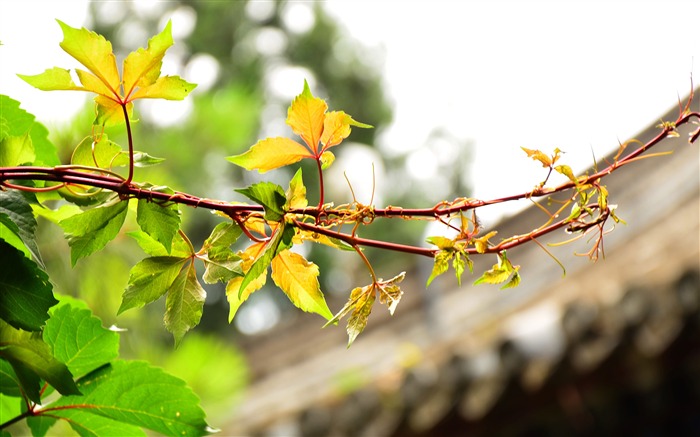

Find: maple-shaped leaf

[271,250,332,320]
[18,20,195,127]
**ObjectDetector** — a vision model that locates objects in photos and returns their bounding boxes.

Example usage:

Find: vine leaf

[271,250,333,320]
[225,242,268,322]
[0,240,56,331]
[59,200,129,266]
[287,79,328,154]
[0,94,59,166]
[227,137,313,173]
[235,224,295,299]
[200,222,243,284]
[235,182,287,221]
[0,318,79,403]
[71,134,126,168]
[473,251,521,289]
[164,260,206,346]
[227,80,370,173]
[128,229,192,258]
[44,304,119,379]
[0,131,34,167]
[0,189,43,267]
[119,256,189,314]
[321,111,372,150]
[426,251,451,287]
[285,168,308,210]
[44,360,210,437]
[18,20,195,127]
[136,192,181,254]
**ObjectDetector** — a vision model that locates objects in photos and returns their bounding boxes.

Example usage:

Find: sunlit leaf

[426,250,451,287]
[521,147,552,167]
[16,67,83,92]
[271,250,332,320]
[287,80,327,153]
[0,95,59,166]
[286,168,308,210]
[346,286,375,347]
[473,251,521,289]
[71,135,122,168]
[122,20,173,99]
[377,272,405,316]
[130,76,196,101]
[0,132,34,167]
[237,224,294,298]
[227,137,313,173]
[56,20,120,99]
[555,164,578,185]
[426,235,454,250]
[320,111,372,150]
[473,230,497,254]
[59,200,128,265]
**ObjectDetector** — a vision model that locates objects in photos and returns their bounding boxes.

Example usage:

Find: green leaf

[60,200,129,265]
[473,251,521,289]
[119,256,188,314]
[70,134,123,168]
[271,250,332,320]
[426,250,451,287]
[132,151,165,167]
[235,182,287,222]
[46,360,209,437]
[43,305,119,378]
[0,132,34,167]
[61,410,145,437]
[0,319,79,403]
[0,95,59,166]
[0,190,43,267]
[0,359,22,397]
[164,261,206,345]
[27,414,58,437]
[0,240,56,331]
[0,392,22,424]
[137,196,181,254]
[128,230,192,258]
[237,224,294,298]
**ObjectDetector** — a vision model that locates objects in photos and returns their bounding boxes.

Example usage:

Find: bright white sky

[2,1,699,222]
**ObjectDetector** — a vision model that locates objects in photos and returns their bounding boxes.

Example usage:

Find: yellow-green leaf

[130,76,197,101]
[57,20,120,99]
[346,286,375,347]
[227,137,313,173]
[271,250,332,320]
[123,20,173,99]
[426,250,452,286]
[286,80,327,154]
[17,67,83,91]
[320,150,335,170]
[286,168,308,210]
[320,111,372,150]
[473,230,498,254]
[94,95,132,127]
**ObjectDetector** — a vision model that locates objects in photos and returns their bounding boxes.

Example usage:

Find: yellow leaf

[271,250,332,320]
[228,137,314,173]
[57,20,121,99]
[225,273,266,322]
[130,76,197,101]
[286,80,327,154]
[473,230,498,254]
[521,147,552,168]
[17,67,84,91]
[320,111,372,150]
[286,169,308,210]
[123,20,173,99]
[75,69,115,100]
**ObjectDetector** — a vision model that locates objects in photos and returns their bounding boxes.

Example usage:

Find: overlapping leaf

[474,251,521,289]
[59,200,128,265]
[271,250,332,320]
